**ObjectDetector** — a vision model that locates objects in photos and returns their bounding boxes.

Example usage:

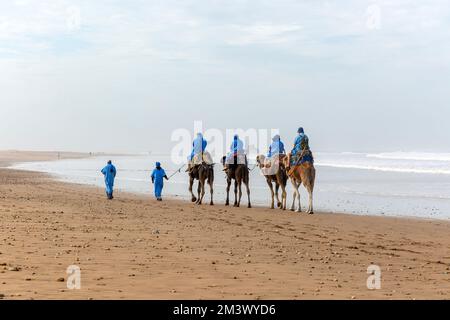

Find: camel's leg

[189,177,197,202]
[290,179,301,212]
[309,168,316,214]
[196,180,202,205]
[266,179,275,209]
[199,179,206,205]
[209,179,214,206]
[304,180,314,214]
[225,179,231,206]
[296,181,302,213]
[237,181,243,208]
[280,183,287,211]
[201,183,206,205]
[245,181,251,208]
[307,189,314,214]
[233,180,238,207]
[290,179,297,211]
[275,183,282,208]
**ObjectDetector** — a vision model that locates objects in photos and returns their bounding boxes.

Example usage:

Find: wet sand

[1,151,450,300]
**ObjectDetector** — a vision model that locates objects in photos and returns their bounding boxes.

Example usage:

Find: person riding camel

[267,134,285,158]
[187,133,208,172]
[266,134,286,166]
[287,127,314,173]
[224,134,246,171]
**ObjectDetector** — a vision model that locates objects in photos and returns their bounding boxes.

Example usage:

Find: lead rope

[168,164,186,179]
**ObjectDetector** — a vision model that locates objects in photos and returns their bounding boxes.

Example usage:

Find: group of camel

[188,153,316,214]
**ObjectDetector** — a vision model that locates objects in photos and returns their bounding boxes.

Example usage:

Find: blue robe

[190,136,207,160]
[230,138,244,154]
[268,140,285,158]
[226,138,245,164]
[292,133,307,155]
[101,164,116,197]
[151,168,166,198]
[291,133,313,165]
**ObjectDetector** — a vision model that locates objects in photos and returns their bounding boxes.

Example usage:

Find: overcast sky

[0,0,449,154]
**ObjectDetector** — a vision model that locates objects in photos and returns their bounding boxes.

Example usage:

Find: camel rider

[224,134,245,171]
[230,134,244,155]
[267,134,285,158]
[264,134,286,168]
[187,133,208,172]
[288,127,313,169]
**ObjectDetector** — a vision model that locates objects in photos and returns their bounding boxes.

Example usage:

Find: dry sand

[1,151,450,300]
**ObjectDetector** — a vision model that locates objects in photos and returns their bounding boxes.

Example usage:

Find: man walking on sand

[151,162,169,201]
[101,160,117,200]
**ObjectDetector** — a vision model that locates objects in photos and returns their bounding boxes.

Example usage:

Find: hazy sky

[1,0,449,154]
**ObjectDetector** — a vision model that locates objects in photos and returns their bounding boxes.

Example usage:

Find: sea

[9,151,450,220]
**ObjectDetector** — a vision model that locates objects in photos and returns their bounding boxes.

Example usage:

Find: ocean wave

[366,152,450,162]
[338,189,450,200]
[315,162,450,175]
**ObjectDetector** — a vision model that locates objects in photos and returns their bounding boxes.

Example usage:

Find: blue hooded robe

[230,136,244,154]
[190,134,208,160]
[292,133,307,156]
[291,132,313,165]
[151,162,167,199]
[101,163,117,198]
[267,137,285,158]
[226,136,245,165]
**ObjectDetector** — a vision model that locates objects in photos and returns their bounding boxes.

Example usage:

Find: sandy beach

[1,151,450,300]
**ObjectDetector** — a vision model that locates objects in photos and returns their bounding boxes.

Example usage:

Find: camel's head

[256,155,266,168]
[221,156,227,167]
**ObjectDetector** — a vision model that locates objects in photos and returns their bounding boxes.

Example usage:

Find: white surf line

[315,162,450,175]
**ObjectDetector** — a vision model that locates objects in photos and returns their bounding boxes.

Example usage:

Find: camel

[188,163,214,205]
[283,155,316,214]
[222,155,251,208]
[256,154,288,210]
